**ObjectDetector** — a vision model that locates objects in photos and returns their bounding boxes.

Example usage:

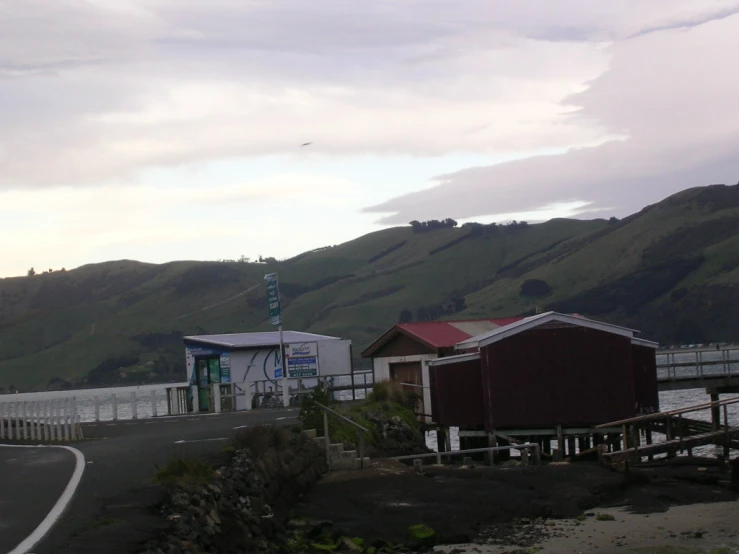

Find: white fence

[0,398,82,442]
[0,372,374,443]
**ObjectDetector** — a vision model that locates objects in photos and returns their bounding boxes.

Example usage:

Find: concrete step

[353,457,372,470]
[303,429,317,440]
[313,436,326,449]
[328,443,345,456]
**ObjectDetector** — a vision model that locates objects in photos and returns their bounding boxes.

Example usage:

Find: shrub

[227,426,289,457]
[368,380,419,411]
[153,457,214,491]
[299,382,334,436]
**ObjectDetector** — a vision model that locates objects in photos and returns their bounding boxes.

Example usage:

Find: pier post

[213,384,222,413]
[94,396,100,422]
[556,425,564,454]
[131,392,138,419]
[190,385,199,413]
[112,394,118,421]
[710,393,720,430]
[151,390,158,417]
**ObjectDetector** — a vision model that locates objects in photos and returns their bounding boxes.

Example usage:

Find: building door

[195,357,221,411]
[390,361,424,416]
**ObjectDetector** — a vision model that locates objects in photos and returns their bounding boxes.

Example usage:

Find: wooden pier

[657,345,739,392]
[596,396,739,465]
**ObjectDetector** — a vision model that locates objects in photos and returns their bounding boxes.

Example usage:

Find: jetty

[597,396,739,465]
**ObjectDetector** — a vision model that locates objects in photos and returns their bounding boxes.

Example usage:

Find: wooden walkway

[596,396,739,465]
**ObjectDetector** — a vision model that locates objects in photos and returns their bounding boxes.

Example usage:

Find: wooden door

[390,362,424,416]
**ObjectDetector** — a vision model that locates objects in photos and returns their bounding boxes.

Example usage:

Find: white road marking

[275,417,287,421]
[3,444,85,554]
[173,438,228,444]
[232,425,249,430]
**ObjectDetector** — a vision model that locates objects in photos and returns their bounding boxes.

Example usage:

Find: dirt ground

[291,459,738,547]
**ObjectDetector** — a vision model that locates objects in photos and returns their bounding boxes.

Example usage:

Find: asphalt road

[9,407,300,554]
[0,446,77,554]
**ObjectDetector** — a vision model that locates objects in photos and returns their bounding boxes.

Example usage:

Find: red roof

[362,317,525,357]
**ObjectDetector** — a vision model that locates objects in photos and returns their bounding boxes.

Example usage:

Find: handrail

[314,401,369,433]
[393,443,541,466]
[314,401,368,469]
[595,396,739,428]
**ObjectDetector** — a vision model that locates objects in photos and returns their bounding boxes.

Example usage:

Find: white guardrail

[0,397,82,441]
[0,373,373,442]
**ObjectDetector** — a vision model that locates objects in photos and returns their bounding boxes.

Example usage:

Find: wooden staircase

[303,428,371,471]
[596,397,739,465]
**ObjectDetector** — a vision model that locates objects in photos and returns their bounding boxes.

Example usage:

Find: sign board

[285,342,318,358]
[219,353,231,383]
[264,273,281,326]
[274,368,283,379]
[288,356,318,377]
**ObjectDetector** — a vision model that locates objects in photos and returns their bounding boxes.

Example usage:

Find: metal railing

[656,346,739,381]
[393,443,541,466]
[315,401,369,470]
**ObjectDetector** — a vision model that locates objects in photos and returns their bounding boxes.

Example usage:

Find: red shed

[361,317,523,421]
[429,312,659,431]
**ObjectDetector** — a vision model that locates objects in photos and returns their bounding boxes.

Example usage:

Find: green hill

[3,183,739,392]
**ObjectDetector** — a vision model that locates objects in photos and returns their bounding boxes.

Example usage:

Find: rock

[406,524,437,549]
[339,537,364,552]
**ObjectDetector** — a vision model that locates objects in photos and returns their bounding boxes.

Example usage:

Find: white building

[184,330,351,411]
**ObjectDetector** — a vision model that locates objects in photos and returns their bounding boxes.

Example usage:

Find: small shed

[429,312,659,431]
[362,317,523,421]
[184,331,352,411]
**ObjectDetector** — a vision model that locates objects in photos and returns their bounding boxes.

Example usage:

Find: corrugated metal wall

[631,344,660,414]
[481,327,637,429]
[430,359,485,427]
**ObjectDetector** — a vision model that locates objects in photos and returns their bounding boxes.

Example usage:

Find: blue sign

[274,368,283,379]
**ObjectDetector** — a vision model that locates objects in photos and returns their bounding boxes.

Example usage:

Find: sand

[435,501,739,554]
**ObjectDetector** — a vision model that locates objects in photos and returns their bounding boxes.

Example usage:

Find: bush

[368,380,419,411]
[153,457,214,491]
[299,382,334,437]
[227,426,289,457]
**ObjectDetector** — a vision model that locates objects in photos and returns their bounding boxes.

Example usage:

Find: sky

[2,1,739,277]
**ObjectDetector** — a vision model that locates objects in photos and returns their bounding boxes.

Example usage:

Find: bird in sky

[301,142,312,147]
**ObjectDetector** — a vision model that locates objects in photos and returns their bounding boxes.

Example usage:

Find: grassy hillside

[3,183,739,391]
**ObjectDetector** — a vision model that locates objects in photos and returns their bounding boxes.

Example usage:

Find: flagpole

[279,321,288,408]
[266,272,289,408]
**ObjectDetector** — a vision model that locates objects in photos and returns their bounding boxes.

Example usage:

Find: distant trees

[520,279,552,298]
[462,220,529,237]
[409,219,458,233]
[27,267,35,277]
[414,297,467,322]
[398,309,413,323]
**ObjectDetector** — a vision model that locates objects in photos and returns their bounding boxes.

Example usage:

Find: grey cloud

[364,11,739,223]
[2,0,738,190]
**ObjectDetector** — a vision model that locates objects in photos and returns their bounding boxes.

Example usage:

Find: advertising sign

[287,356,318,378]
[285,342,318,358]
[264,273,281,326]
[219,353,231,383]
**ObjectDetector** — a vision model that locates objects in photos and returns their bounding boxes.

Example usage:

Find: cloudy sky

[2,1,739,277]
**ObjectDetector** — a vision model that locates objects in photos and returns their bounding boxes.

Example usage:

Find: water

[2,374,736,458]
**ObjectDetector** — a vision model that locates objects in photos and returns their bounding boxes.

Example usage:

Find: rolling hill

[3,183,739,391]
